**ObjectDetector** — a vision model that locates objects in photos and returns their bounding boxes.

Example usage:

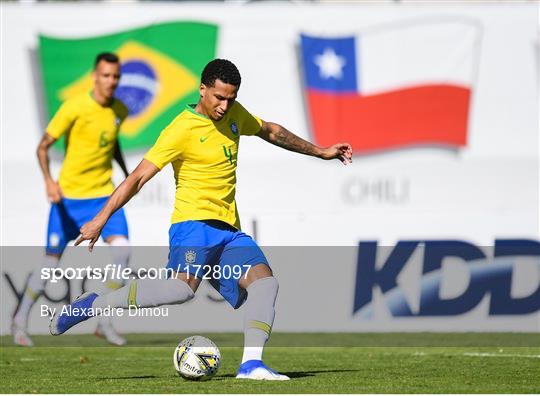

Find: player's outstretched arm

[36,133,63,203]
[113,139,129,178]
[257,121,353,165]
[75,159,159,251]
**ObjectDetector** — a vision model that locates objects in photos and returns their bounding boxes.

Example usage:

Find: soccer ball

[173,335,221,380]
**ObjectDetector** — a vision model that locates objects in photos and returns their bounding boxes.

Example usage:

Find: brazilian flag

[39,22,218,151]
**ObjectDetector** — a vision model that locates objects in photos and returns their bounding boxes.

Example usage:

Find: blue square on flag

[300,35,358,93]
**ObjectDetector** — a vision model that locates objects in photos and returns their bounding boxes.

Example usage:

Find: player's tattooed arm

[36,133,63,202]
[113,139,129,178]
[258,121,319,156]
[257,121,353,165]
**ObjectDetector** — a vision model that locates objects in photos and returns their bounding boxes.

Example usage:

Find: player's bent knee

[151,278,195,305]
[239,264,274,289]
[171,272,200,294]
[172,279,195,303]
[246,275,278,295]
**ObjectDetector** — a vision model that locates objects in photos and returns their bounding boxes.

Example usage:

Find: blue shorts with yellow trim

[46,197,129,255]
[166,220,269,309]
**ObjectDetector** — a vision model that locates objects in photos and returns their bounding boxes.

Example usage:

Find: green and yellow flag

[39,22,218,151]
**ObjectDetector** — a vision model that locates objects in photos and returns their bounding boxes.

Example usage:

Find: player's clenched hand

[46,180,63,203]
[319,143,353,165]
[75,219,105,252]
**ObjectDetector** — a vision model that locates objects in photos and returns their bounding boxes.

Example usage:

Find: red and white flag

[300,20,480,153]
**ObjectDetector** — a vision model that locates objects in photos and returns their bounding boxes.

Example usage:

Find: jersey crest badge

[230,122,238,135]
[185,250,197,264]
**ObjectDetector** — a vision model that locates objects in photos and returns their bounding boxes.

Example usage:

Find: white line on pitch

[463,352,540,359]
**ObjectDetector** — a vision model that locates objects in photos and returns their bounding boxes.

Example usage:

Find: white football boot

[236,360,290,381]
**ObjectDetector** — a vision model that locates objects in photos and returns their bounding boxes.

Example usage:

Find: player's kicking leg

[235,265,289,381]
[213,230,288,380]
[50,274,197,335]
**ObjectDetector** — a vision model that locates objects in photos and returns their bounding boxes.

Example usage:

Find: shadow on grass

[218,368,362,379]
[97,375,158,380]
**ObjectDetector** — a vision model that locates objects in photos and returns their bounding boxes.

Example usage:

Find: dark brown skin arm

[257,121,352,165]
[75,159,160,251]
[37,133,63,203]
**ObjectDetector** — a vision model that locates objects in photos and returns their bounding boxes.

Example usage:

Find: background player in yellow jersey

[51,59,353,380]
[12,53,131,347]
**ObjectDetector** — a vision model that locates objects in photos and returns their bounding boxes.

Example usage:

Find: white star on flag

[314,48,346,79]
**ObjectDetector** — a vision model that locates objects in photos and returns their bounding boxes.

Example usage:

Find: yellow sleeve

[46,100,77,139]
[236,102,263,136]
[144,121,189,170]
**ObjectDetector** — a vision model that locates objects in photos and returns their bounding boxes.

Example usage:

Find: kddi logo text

[354,239,540,317]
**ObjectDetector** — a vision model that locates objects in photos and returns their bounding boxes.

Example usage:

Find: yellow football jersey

[144,102,262,229]
[47,93,128,198]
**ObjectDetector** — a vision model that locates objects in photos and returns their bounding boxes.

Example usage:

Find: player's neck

[91,89,113,107]
[194,102,209,118]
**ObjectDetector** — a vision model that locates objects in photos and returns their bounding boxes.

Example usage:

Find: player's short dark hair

[94,52,120,69]
[201,59,241,88]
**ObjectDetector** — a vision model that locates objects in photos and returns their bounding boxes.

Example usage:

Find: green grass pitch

[1,333,539,393]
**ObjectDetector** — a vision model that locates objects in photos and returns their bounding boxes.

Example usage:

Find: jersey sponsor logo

[353,239,540,318]
[38,22,218,151]
[199,136,209,143]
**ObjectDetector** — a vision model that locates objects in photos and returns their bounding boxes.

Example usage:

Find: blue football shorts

[166,220,269,309]
[46,197,129,255]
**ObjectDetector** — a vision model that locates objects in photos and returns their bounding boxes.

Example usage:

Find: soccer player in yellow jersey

[51,59,353,380]
[12,53,131,347]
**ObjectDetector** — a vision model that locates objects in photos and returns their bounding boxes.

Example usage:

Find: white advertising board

[1,2,538,333]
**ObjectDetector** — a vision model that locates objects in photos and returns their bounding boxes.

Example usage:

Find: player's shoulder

[170,106,192,124]
[230,101,254,118]
[231,100,246,113]
[157,106,194,138]
[56,93,89,116]
[112,98,129,119]
[169,105,205,127]
[229,101,260,124]
[61,93,89,108]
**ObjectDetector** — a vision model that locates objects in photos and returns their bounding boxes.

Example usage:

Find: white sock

[241,277,278,364]
[93,278,194,310]
[13,255,60,328]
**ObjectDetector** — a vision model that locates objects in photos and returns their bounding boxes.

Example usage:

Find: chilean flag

[300,21,480,153]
